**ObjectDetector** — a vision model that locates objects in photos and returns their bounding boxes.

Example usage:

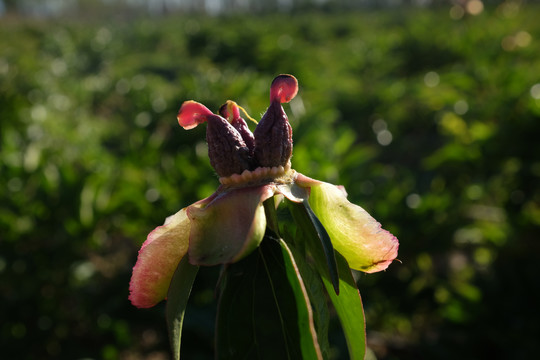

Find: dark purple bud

[206,116,252,177]
[219,100,255,155]
[253,74,298,168]
[178,101,252,177]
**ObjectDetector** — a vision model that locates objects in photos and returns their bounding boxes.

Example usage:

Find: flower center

[219,161,294,187]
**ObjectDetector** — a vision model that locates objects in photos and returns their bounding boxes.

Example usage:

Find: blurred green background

[1,1,539,359]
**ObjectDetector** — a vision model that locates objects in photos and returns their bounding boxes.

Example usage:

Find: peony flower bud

[219,100,255,155]
[178,101,252,177]
[253,74,298,168]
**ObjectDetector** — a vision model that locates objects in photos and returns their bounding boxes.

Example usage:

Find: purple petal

[187,185,276,266]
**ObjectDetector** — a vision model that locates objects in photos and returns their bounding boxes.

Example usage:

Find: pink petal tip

[270,74,298,103]
[177,100,214,130]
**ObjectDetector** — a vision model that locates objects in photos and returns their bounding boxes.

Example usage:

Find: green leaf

[166,256,199,360]
[285,203,366,359]
[215,237,322,360]
[286,196,340,294]
[323,252,366,360]
[285,237,332,360]
[278,238,323,360]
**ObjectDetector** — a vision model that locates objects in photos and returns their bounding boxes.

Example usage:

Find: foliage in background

[1,3,539,359]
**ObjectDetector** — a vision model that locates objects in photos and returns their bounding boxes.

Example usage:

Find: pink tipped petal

[177,100,214,130]
[270,74,299,103]
[187,185,276,266]
[129,208,191,308]
[308,182,399,273]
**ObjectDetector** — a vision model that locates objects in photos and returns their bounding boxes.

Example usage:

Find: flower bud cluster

[177,74,299,180]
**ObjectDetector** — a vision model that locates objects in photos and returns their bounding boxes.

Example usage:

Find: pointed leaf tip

[270,74,298,103]
[177,100,214,130]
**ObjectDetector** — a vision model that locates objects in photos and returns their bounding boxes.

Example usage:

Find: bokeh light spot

[424,71,440,87]
[530,83,540,100]
[135,112,152,127]
[406,193,422,209]
[454,99,469,115]
[145,188,160,202]
[376,129,393,146]
[466,0,484,16]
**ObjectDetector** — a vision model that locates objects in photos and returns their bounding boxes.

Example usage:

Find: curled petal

[294,172,322,188]
[129,209,191,308]
[187,185,276,266]
[277,182,308,203]
[270,74,299,103]
[177,100,214,130]
[277,172,322,202]
[308,182,399,273]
